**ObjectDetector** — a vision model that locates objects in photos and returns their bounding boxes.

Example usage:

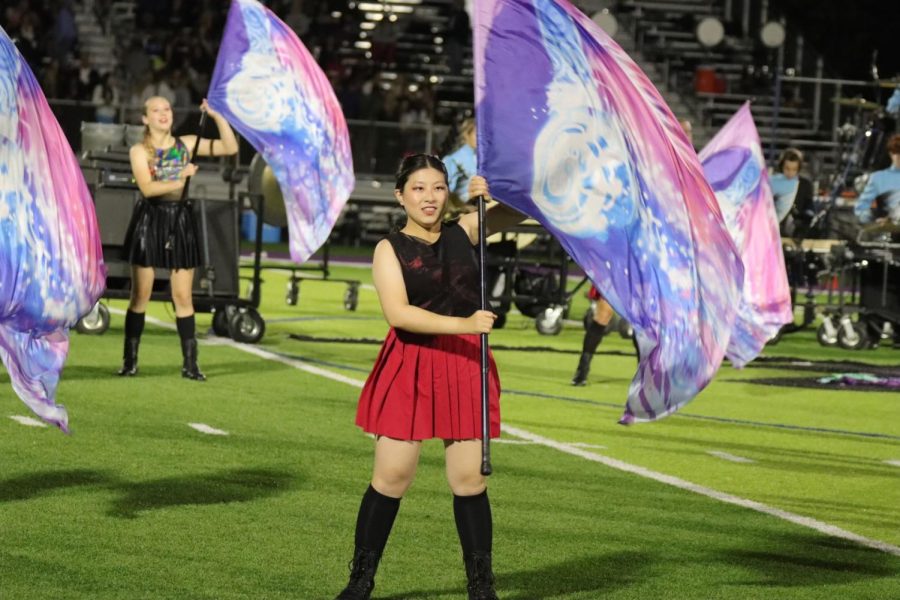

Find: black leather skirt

[122,197,201,270]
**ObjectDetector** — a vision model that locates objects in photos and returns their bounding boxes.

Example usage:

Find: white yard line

[706,450,756,464]
[885,460,900,468]
[109,307,366,387]
[570,442,607,449]
[9,415,48,428]
[110,309,900,557]
[493,440,605,447]
[208,336,367,388]
[109,307,177,331]
[503,425,900,557]
[188,423,229,436]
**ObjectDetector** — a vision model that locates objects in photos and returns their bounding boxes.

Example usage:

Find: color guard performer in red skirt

[335,154,523,600]
[571,285,640,385]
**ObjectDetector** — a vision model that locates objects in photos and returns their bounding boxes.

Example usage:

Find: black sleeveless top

[386,220,480,318]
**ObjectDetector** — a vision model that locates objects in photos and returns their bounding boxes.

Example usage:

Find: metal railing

[777,73,896,144]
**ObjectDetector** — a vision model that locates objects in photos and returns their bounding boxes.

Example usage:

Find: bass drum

[247,153,289,227]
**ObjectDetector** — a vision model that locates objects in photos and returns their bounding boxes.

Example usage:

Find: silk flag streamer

[207,0,354,263]
[698,103,792,366]
[0,29,106,431]
[473,0,743,422]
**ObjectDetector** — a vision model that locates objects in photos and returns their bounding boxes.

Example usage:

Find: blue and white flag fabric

[1,28,106,431]
[208,0,354,263]
[699,103,793,366]
[473,0,744,422]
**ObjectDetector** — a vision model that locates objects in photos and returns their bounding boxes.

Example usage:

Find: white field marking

[378,439,603,448]
[502,425,900,557]
[707,450,756,464]
[188,423,229,436]
[108,307,366,386]
[206,336,367,388]
[9,415,47,428]
[885,460,900,468]
[109,308,176,331]
[113,307,900,557]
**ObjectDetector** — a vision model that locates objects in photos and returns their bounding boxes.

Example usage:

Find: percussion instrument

[831,97,882,111]
[781,238,844,253]
[247,153,289,228]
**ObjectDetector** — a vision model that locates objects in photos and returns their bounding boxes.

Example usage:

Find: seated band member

[770,148,814,236]
[854,134,900,226]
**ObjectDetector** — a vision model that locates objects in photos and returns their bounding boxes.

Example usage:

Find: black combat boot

[176,314,206,381]
[464,552,499,600]
[571,351,592,386]
[117,337,140,376]
[118,310,145,376]
[571,321,607,385]
[335,485,401,599]
[335,548,380,600]
[180,338,206,381]
[454,490,498,600]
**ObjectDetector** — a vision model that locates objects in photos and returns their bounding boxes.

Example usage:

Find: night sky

[772,0,899,81]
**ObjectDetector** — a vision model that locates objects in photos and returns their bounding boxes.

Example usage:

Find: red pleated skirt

[356,328,501,441]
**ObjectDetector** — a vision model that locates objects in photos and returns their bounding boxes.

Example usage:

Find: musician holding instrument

[770,148,815,236]
[854,133,900,226]
[118,96,238,381]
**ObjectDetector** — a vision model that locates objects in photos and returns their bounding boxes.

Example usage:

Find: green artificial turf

[1,260,898,599]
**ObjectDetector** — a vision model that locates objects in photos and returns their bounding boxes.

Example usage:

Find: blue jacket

[443,144,477,199]
[854,166,900,224]
[770,173,800,222]
[887,88,900,116]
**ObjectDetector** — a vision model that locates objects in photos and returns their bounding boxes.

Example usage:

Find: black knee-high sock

[124,310,145,339]
[176,314,195,341]
[631,334,641,362]
[354,485,401,554]
[454,489,492,555]
[581,321,608,355]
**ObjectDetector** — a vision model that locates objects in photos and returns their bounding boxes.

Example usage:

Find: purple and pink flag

[207,0,354,263]
[0,29,106,431]
[473,0,744,422]
[699,103,793,365]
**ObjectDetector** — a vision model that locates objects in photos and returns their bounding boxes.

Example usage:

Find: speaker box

[192,198,240,300]
[93,187,139,246]
[88,181,241,303]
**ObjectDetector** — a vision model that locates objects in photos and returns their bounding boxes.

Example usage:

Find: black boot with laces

[464,552,499,600]
[335,548,380,600]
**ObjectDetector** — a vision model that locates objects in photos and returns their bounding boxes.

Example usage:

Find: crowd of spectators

[3,0,474,129]
[4,0,82,98]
